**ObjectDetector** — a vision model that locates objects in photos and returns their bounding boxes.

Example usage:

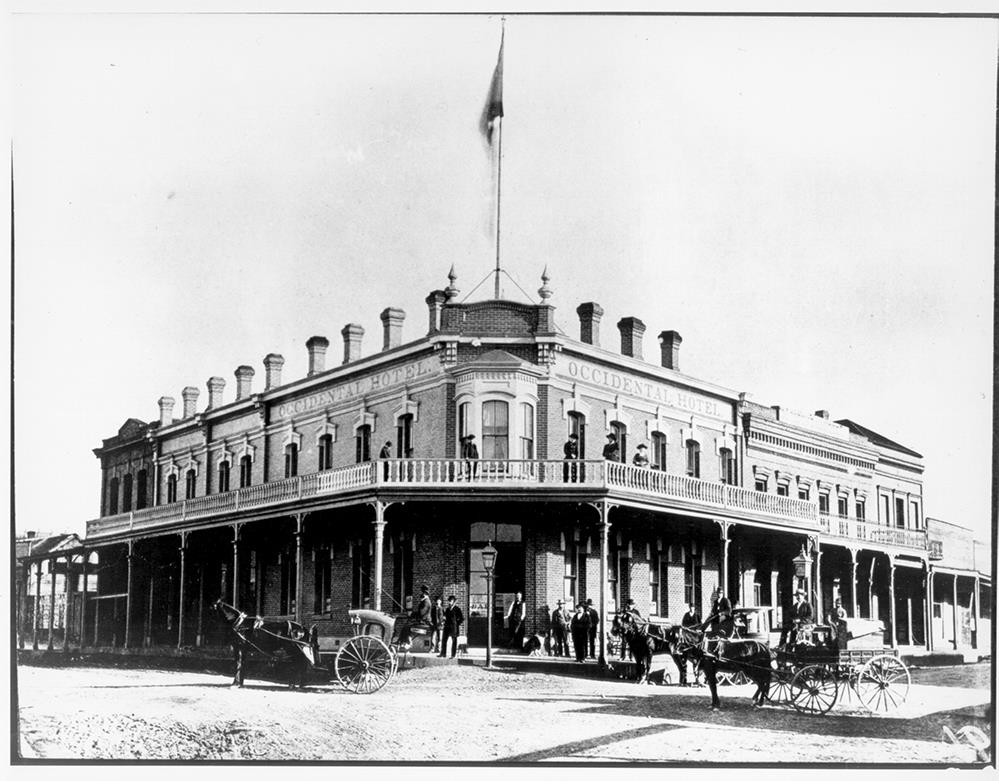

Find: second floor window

[910,500,921,529]
[185,469,197,500]
[777,482,789,497]
[108,477,120,515]
[218,460,231,493]
[798,486,809,501]
[166,474,178,504]
[318,434,333,470]
[651,432,667,470]
[239,455,253,488]
[818,493,830,514]
[519,403,534,459]
[122,474,133,511]
[895,497,906,528]
[856,499,866,521]
[136,469,147,510]
[685,440,700,478]
[567,411,586,458]
[719,448,735,484]
[482,400,509,459]
[397,414,413,458]
[356,425,372,463]
[837,495,848,517]
[285,443,299,478]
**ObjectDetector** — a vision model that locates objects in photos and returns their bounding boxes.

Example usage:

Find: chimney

[181,386,200,418]
[235,365,255,400]
[814,410,830,419]
[26,530,36,539]
[425,290,446,334]
[306,336,329,376]
[380,308,406,351]
[576,302,604,346]
[341,324,364,364]
[263,353,284,390]
[206,377,225,409]
[617,317,646,360]
[658,330,683,371]
[158,396,176,427]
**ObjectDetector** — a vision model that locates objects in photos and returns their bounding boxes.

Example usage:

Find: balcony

[86,459,818,541]
[819,512,928,552]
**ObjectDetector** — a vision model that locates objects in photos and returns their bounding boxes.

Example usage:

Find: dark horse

[611,613,682,684]
[211,599,320,688]
[664,623,773,709]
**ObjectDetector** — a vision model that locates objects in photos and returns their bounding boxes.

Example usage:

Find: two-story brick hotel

[52,268,987,663]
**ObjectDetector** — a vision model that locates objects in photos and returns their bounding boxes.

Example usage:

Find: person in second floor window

[379,440,392,459]
[602,433,619,461]
[633,443,650,467]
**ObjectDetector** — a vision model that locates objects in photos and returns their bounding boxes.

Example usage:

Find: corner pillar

[717,521,731,596]
[47,556,57,651]
[79,550,88,651]
[888,557,897,649]
[32,561,42,650]
[124,540,135,649]
[371,502,388,612]
[849,549,859,618]
[231,524,242,608]
[596,501,612,667]
[952,573,959,650]
[294,514,305,624]
[177,536,187,648]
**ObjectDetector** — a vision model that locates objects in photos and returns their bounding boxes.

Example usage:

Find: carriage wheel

[335,636,394,694]
[790,664,838,715]
[856,654,910,714]
[768,658,795,704]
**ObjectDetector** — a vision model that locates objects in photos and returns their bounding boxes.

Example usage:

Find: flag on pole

[480,29,505,145]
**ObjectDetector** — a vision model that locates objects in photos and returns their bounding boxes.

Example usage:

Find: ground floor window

[313,547,331,615]
[684,548,702,610]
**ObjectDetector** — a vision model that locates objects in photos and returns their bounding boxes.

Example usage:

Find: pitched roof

[835,419,922,458]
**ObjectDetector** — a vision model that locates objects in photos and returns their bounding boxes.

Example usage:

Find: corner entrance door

[467,522,524,647]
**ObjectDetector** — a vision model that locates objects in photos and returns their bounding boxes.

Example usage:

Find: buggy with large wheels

[333,609,428,694]
[769,618,911,716]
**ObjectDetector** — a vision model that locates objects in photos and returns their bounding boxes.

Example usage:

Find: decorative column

[124,540,135,649]
[813,538,822,621]
[974,574,981,651]
[32,560,42,650]
[196,564,205,647]
[47,557,57,651]
[952,573,959,650]
[597,501,612,667]
[888,557,897,649]
[177,535,187,648]
[371,502,387,612]
[79,550,88,652]
[145,564,155,647]
[926,567,934,652]
[718,521,730,596]
[63,556,74,653]
[849,549,859,617]
[294,514,305,624]
[231,525,241,608]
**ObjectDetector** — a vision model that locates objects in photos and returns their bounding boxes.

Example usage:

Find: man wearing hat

[506,591,526,650]
[632,443,650,468]
[439,595,464,658]
[781,589,813,647]
[397,585,432,646]
[621,598,641,660]
[551,599,571,657]
[585,598,599,659]
[562,433,579,483]
[602,432,620,462]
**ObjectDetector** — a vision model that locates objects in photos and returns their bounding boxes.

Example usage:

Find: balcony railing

[819,512,928,552]
[86,458,821,540]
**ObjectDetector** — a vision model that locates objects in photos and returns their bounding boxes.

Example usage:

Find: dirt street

[15,662,992,763]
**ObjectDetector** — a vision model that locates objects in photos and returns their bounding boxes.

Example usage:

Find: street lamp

[482,541,497,669]
[792,545,813,602]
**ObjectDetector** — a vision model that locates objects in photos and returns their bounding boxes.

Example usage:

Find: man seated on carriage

[700,588,734,656]
[779,589,814,648]
[827,598,849,650]
[395,584,433,647]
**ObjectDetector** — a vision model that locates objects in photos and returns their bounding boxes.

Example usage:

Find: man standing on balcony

[379,441,392,480]
[506,591,526,650]
[602,433,619,462]
[632,443,650,468]
[563,433,579,483]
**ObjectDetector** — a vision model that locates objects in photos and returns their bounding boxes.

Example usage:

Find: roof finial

[445,265,459,302]
[538,265,553,302]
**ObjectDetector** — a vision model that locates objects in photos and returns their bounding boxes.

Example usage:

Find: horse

[611,612,679,684]
[663,623,773,710]
[211,599,320,688]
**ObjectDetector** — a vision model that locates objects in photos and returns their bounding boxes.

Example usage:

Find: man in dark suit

[780,590,813,647]
[429,597,443,654]
[585,599,599,659]
[439,595,464,658]
[708,588,733,637]
[551,600,570,657]
[678,603,701,685]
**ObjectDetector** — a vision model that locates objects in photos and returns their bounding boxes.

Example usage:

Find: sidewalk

[400,646,635,679]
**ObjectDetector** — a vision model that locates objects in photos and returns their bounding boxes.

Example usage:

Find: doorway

[467,522,524,646]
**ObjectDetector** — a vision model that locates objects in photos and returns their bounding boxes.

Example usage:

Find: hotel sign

[562,359,731,422]
[274,357,439,419]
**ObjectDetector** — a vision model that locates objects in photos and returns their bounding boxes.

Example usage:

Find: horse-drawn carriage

[213,600,422,694]
[613,605,911,715]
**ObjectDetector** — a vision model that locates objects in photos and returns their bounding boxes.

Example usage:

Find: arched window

[239,455,253,488]
[284,443,299,478]
[719,448,735,485]
[567,411,586,458]
[121,474,133,511]
[651,432,668,470]
[166,474,178,504]
[218,460,231,493]
[481,400,509,459]
[684,440,700,478]
[355,425,372,463]
[519,403,534,459]
[397,414,414,458]
[108,477,120,515]
[318,434,333,471]
[611,421,628,464]
[136,469,148,509]
[185,469,197,500]
[458,403,472,447]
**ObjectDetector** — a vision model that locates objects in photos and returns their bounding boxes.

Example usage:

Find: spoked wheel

[790,664,839,715]
[768,658,796,704]
[335,635,395,694]
[856,654,910,714]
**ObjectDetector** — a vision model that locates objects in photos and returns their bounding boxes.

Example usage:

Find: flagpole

[493,113,503,300]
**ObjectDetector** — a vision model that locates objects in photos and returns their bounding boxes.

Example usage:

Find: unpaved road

[15,662,992,763]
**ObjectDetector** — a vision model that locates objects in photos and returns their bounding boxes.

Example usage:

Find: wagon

[332,609,424,694]
[768,618,911,716]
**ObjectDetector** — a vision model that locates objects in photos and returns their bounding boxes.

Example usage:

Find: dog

[456,635,468,657]
[524,633,546,657]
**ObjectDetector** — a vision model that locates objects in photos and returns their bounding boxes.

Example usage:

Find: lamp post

[792,545,813,610]
[482,541,497,669]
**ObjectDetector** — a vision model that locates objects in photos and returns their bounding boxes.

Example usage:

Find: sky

[11,12,997,544]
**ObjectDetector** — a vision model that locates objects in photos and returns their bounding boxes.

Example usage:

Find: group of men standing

[549,598,600,662]
[406,585,465,658]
